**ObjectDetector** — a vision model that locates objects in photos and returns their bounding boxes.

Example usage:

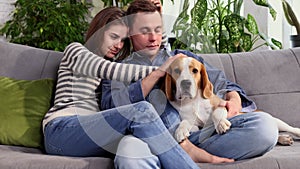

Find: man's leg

[189,112,278,160]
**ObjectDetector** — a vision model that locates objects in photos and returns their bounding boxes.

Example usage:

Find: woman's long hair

[85,7,130,60]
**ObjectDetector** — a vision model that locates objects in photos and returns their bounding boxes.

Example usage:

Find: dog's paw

[215,118,231,134]
[175,121,192,142]
[212,107,231,134]
[278,134,294,146]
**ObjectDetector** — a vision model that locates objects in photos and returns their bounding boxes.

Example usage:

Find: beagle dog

[162,56,300,145]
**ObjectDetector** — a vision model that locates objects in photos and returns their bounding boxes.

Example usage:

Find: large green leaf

[224,14,244,45]
[190,0,207,29]
[246,14,259,34]
[241,33,252,51]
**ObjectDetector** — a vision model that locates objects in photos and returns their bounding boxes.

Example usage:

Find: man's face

[129,11,163,60]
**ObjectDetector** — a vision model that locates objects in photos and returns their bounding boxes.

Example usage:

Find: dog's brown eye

[174,68,181,74]
[192,68,198,74]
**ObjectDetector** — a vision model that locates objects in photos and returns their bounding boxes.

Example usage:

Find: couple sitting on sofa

[43,0,278,169]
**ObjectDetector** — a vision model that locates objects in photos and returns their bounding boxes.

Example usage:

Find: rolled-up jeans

[44,101,200,169]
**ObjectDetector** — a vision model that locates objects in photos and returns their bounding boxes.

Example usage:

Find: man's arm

[100,67,147,109]
[101,70,163,109]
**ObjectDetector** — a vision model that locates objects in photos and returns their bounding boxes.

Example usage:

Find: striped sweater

[43,42,157,126]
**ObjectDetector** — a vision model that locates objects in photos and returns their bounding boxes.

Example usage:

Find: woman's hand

[156,53,186,77]
[149,0,163,13]
[141,54,185,97]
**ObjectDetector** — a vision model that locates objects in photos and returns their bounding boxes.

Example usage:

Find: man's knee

[115,135,161,169]
[127,101,161,123]
[116,135,154,158]
[252,112,278,149]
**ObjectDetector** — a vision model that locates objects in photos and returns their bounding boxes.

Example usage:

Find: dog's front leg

[175,120,193,142]
[212,107,231,134]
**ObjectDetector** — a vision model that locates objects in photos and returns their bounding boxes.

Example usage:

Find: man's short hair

[126,0,161,28]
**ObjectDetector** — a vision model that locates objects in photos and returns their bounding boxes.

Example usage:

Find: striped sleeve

[161,30,168,48]
[64,42,158,82]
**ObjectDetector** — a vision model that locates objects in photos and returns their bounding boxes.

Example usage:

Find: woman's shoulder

[63,42,86,54]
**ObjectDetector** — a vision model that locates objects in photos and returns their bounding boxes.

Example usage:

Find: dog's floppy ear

[200,64,213,98]
[162,73,176,101]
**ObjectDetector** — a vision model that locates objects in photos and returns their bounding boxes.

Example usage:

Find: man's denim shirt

[101,49,257,131]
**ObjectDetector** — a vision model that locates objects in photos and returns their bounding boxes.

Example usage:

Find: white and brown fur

[162,56,300,145]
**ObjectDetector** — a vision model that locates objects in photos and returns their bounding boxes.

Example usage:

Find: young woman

[42,6,202,169]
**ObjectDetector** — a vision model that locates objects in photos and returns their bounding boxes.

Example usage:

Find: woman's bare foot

[179,139,234,164]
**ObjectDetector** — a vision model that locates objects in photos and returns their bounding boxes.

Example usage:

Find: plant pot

[290,35,300,47]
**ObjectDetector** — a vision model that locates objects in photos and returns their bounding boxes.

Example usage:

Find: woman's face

[99,24,128,59]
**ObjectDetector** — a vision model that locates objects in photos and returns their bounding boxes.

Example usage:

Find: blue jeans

[115,112,278,168]
[44,101,200,169]
[114,135,162,169]
[189,112,278,160]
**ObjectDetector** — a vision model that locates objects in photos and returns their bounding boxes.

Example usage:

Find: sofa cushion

[0,41,62,80]
[0,145,114,169]
[0,76,54,148]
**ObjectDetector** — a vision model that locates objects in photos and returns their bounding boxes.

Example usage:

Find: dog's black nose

[181,80,191,89]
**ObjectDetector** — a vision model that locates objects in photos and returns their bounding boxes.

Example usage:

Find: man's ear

[162,73,176,101]
[200,64,213,98]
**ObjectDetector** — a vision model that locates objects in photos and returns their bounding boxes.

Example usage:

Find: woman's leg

[44,101,200,169]
[189,112,278,160]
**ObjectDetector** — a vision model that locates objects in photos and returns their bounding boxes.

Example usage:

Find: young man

[101,0,278,168]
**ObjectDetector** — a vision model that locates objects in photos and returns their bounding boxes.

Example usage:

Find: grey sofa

[0,41,299,169]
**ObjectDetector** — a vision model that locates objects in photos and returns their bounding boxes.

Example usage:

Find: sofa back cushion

[0,41,62,80]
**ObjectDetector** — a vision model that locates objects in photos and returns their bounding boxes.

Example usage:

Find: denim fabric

[189,112,278,160]
[114,112,278,168]
[44,101,199,169]
[114,135,162,169]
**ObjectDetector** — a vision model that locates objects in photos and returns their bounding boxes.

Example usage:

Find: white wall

[248,0,300,49]
[0,0,15,26]
[0,0,15,41]
[161,0,184,37]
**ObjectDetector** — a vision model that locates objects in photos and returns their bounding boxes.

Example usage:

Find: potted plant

[0,0,92,51]
[281,0,300,47]
[171,0,282,53]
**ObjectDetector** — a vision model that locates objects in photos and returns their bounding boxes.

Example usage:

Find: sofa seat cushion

[0,145,114,169]
[198,140,300,169]
[0,76,54,148]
